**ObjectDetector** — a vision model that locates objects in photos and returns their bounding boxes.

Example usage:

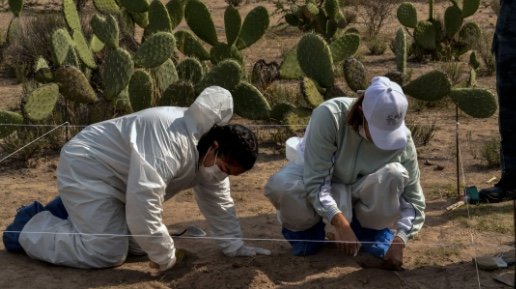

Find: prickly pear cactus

[63,0,81,31]
[177,57,204,84]
[146,0,172,35]
[231,82,271,120]
[8,0,24,17]
[403,70,451,101]
[91,14,120,49]
[174,30,211,61]
[0,110,23,138]
[185,0,218,46]
[51,29,74,66]
[166,0,185,30]
[394,27,407,76]
[196,59,242,93]
[285,107,312,134]
[225,5,242,47]
[55,66,98,104]
[210,43,243,64]
[343,58,368,92]
[329,33,360,63]
[129,70,154,112]
[102,48,134,100]
[93,0,121,15]
[444,5,463,38]
[119,0,149,13]
[22,84,60,121]
[297,33,334,88]
[133,32,175,68]
[152,59,178,94]
[301,77,324,108]
[235,6,269,50]
[397,2,418,28]
[34,57,53,83]
[158,81,196,107]
[414,21,436,50]
[72,30,97,69]
[450,88,497,118]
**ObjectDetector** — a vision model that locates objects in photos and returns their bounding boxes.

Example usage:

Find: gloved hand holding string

[224,244,271,257]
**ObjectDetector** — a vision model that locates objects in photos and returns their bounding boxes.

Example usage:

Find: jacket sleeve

[303,105,342,223]
[125,144,176,270]
[396,136,426,244]
[193,178,244,255]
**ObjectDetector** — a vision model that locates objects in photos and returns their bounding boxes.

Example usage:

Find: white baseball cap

[363,76,408,150]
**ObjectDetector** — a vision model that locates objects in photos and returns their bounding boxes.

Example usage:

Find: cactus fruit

[231,81,271,120]
[63,0,81,31]
[210,43,243,64]
[91,14,120,49]
[51,29,74,66]
[394,28,407,76]
[133,32,175,68]
[343,58,368,92]
[397,2,418,28]
[8,0,23,17]
[152,59,178,93]
[129,70,154,112]
[185,0,218,46]
[102,47,134,100]
[72,30,97,69]
[403,70,451,101]
[450,88,497,118]
[158,81,196,107]
[301,77,324,108]
[225,5,242,47]
[175,30,211,61]
[119,0,149,13]
[55,65,98,104]
[146,0,172,35]
[414,21,437,50]
[34,57,53,83]
[166,0,185,30]
[22,84,60,121]
[297,33,334,88]
[462,0,480,18]
[235,6,269,50]
[444,5,463,38]
[0,110,23,138]
[329,33,360,63]
[93,0,121,14]
[177,57,204,84]
[196,59,242,93]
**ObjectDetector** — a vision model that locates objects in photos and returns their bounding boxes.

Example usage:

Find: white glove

[225,244,271,257]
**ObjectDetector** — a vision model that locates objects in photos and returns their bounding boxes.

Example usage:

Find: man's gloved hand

[225,244,271,257]
[149,249,186,275]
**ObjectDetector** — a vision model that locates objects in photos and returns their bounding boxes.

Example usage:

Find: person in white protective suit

[2,86,271,271]
[264,77,425,270]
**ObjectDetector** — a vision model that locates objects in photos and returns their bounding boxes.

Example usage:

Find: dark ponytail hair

[197,124,258,171]
[346,94,365,133]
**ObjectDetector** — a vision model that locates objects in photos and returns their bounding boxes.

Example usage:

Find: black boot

[478,172,516,203]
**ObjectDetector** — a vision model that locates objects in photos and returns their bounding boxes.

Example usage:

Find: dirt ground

[1,0,515,288]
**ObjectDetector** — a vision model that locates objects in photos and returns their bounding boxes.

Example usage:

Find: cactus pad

[185,0,218,46]
[93,0,121,14]
[450,88,497,118]
[225,5,242,47]
[397,2,417,28]
[231,81,271,120]
[129,70,153,112]
[55,65,98,104]
[297,33,334,88]
[130,11,149,28]
[119,0,149,13]
[133,32,175,68]
[51,28,74,66]
[8,0,23,17]
[158,81,196,107]
[63,0,81,31]
[90,34,105,53]
[175,30,210,61]
[146,0,172,34]
[278,47,304,79]
[235,6,269,50]
[301,77,324,108]
[403,70,451,101]
[23,84,59,121]
[73,30,97,69]
[152,58,178,93]
[444,5,463,38]
[285,107,312,134]
[177,57,204,84]
[34,57,53,83]
[462,0,480,18]
[458,22,481,48]
[414,21,437,50]
[102,47,134,100]
[270,102,295,122]
[210,43,243,64]
[394,27,407,75]
[343,58,368,92]
[196,59,242,92]
[166,0,185,30]
[91,14,120,49]
[0,110,23,139]
[330,33,360,63]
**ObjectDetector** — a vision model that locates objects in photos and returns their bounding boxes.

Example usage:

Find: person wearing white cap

[265,76,425,269]
[3,86,271,271]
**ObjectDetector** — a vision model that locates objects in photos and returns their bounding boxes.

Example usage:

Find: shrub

[475,31,496,76]
[479,137,500,168]
[366,37,387,55]
[407,121,436,146]
[360,0,401,39]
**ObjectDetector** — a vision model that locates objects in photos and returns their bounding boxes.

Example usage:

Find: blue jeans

[350,218,394,259]
[494,0,516,177]
[282,220,326,256]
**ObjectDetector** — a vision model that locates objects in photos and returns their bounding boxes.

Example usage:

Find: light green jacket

[303,97,425,243]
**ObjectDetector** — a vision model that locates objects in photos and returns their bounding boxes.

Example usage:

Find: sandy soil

[1,0,514,288]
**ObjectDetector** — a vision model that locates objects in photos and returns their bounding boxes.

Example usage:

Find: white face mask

[199,150,228,182]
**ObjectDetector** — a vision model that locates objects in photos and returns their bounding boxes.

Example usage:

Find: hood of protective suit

[184,86,234,142]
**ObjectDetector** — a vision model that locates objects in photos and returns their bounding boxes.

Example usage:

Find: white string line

[2,230,511,248]
[0,122,69,164]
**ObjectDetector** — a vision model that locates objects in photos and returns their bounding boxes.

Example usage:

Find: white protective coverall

[19,86,248,270]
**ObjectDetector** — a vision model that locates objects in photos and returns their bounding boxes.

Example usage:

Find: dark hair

[197,124,258,170]
[346,94,365,132]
